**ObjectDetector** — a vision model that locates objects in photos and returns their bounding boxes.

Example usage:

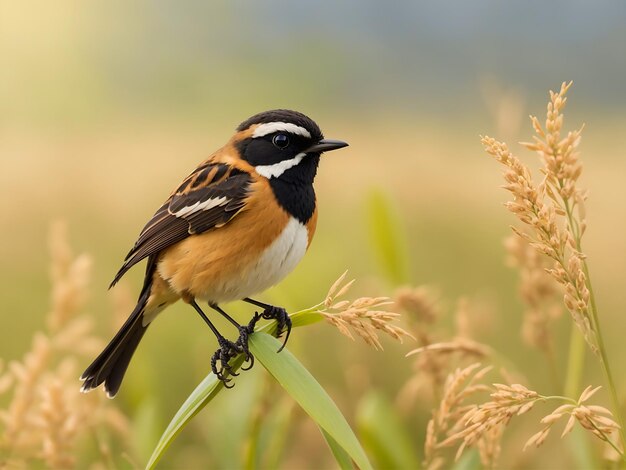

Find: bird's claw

[257,306,292,352]
[210,337,242,387]
[237,325,255,371]
[209,305,291,387]
[210,325,257,386]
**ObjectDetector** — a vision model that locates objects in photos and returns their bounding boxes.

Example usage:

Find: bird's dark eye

[272,133,290,149]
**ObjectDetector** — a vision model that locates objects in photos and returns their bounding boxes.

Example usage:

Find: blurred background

[2,1,626,468]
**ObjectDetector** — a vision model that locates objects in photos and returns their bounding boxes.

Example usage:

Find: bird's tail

[80,288,151,398]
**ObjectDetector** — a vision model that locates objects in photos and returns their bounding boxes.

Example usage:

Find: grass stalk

[564,324,586,399]
[561,194,626,450]
[584,266,626,452]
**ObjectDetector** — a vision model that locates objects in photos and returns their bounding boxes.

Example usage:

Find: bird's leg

[187,298,245,386]
[243,298,292,352]
[209,304,255,371]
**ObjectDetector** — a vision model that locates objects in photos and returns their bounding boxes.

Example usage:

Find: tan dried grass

[0,222,129,469]
[505,232,563,386]
[422,363,493,470]
[429,81,626,465]
[319,271,413,350]
[482,81,596,354]
[419,82,625,469]
[443,382,620,460]
[399,289,495,410]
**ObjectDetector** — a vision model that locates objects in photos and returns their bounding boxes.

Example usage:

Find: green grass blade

[452,449,480,470]
[248,332,373,470]
[567,426,595,469]
[133,399,162,464]
[321,427,354,470]
[356,392,421,469]
[289,310,324,328]
[366,189,410,284]
[147,311,321,469]
[145,355,245,470]
[257,399,295,469]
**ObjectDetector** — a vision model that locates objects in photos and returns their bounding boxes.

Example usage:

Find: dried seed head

[422,363,494,469]
[523,426,551,451]
[319,276,413,350]
[0,223,129,466]
[324,271,355,308]
[394,286,440,324]
[406,339,491,360]
[485,83,599,354]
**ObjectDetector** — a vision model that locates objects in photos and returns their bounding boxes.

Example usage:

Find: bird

[80,109,348,398]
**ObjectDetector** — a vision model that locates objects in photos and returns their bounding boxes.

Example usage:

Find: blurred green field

[2,1,626,468]
[2,111,626,467]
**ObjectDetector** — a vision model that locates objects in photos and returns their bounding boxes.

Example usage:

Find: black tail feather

[81,288,150,398]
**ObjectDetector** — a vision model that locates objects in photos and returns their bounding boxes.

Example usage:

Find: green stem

[589,420,626,461]
[583,261,626,450]
[540,394,625,461]
[561,195,626,451]
[243,376,270,470]
[564,324,586,398]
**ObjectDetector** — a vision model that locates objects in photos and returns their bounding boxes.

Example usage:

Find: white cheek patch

[255,152,306,179]
[252,122,311,139]
[171,196,229,217]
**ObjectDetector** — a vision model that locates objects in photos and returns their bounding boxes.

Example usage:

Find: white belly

[208,217,309,302]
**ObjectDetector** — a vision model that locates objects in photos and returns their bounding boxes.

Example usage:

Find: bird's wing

[110,163,253,287]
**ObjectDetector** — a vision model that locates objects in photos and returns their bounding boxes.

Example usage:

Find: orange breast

[156,178,303,302]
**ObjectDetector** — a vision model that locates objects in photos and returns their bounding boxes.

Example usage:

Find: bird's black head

[234,109,347,223]
[235,109,347,185]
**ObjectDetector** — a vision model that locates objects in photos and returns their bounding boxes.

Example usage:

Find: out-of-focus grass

[2,113,626,467]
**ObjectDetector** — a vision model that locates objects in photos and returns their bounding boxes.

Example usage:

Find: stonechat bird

[80,109,348,397]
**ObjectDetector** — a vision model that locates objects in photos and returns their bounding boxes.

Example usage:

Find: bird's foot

[252,305,292,352]
[236,324,255,371]
[210,336,243,388]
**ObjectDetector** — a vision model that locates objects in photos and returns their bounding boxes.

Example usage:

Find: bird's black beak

[305,139,349,154]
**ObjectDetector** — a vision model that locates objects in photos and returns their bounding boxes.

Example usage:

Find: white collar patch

[255,152,306,179]
[252,122,311,139]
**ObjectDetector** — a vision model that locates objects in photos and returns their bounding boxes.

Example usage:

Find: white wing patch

[252,122,311,139]
[171,196,229,217]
